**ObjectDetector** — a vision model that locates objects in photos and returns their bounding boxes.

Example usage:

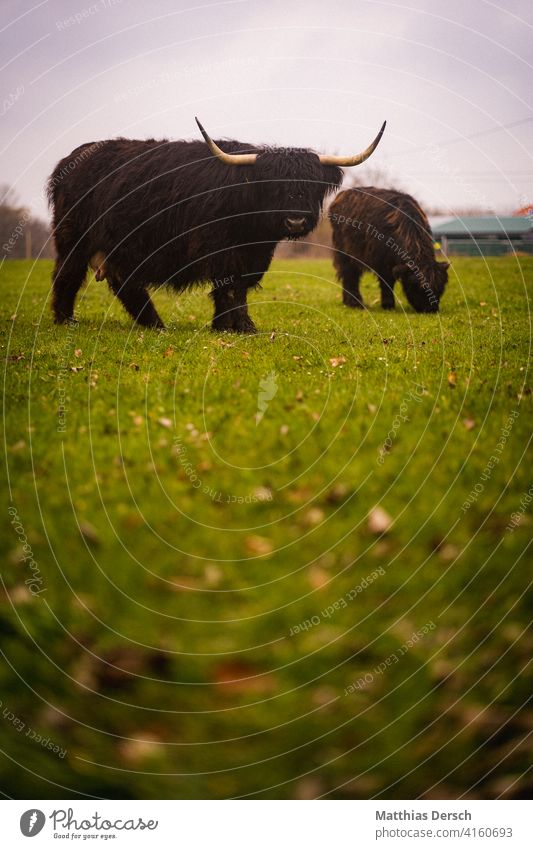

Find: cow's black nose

[285,216,306,234]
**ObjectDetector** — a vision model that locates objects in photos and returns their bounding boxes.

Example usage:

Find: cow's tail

[46,141,99,209]
[46,167,61,209]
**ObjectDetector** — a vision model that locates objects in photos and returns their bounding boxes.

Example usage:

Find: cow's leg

[379,275,396,310]
[342,269,364,308]
[52,249,88,323]
[230,281,257,334]
[336,256,364,308]
[211,280,257,334]
[211,284,235,332]
[107,276,165,329]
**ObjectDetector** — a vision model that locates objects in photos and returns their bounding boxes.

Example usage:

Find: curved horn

[195,117,258,166]
[318,121,386,167]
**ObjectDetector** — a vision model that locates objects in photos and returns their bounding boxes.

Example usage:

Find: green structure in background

[433,216,533,256]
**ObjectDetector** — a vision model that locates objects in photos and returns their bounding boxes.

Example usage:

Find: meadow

[1,256,531,799]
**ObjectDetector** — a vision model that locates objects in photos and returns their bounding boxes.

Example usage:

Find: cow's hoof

[54,313,76,325]
[211,316,234,332]
[135,316,166,330]
[343,299,364,309]
[234,317,257,334]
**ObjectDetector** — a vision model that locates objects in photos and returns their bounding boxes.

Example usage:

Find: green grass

[1,256,531,800]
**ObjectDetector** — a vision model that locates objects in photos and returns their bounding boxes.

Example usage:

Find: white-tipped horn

[318,121,386,167]
[196,118,258,165]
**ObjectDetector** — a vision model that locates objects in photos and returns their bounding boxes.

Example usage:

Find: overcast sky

[1,0,532,219]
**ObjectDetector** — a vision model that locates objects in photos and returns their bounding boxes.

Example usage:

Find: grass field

[1,256,531,800]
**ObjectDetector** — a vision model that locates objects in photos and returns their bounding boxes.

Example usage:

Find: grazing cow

[48,119,386,332]
[330,187,449,313]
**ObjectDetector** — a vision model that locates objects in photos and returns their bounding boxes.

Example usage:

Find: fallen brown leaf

[119,734,162,765]
[368,506,392,535]
[294,777,324,800]
[252,486,272,502]
[245,535,273,556]
[79,520,100,545]
[303,507,325,527]
[214,662,276,694]
[326,483,348,503]
[308,566,329,589]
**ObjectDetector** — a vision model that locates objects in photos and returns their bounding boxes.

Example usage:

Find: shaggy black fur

[330,188,449,313]
[47,137,342,331]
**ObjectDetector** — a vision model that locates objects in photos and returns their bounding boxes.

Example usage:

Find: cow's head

[393,259,450,313]
[196,118,386,241]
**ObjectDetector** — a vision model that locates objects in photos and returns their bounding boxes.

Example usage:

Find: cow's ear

[439,261,450,270]
[393,263,408,278]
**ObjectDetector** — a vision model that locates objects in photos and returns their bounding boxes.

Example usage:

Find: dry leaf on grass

[204,564,222,586]
[253,486,272,502]
[303,507,325,526]
[367,506,392,535]
[79,520,100,546]
[308,566,329,589]
[9,585,32,604]
[438,543,460,562]
[294,776,324,800]
[120,734,162,765]
[214,662,276,694]
[245,535,273,556]
[326,483,349,504]
[168,576,200,591]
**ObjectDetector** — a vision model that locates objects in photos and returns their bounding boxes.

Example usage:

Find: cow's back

[330,187,433,272]
[47,137,262,283]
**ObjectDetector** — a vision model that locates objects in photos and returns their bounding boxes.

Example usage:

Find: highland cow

[48,119,385,332]
[330,188,449,313]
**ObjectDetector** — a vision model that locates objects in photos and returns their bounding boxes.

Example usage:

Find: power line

[435,116,533,147]
[404,171,533,177]
[407,174,533,182]
[390,116,533,157]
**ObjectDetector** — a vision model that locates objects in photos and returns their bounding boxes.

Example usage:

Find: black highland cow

[330,187,449,313]
[48,119,385,332]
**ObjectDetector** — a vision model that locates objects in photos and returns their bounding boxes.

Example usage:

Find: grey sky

[2,0,532,219]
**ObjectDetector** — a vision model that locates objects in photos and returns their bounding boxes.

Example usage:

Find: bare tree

[0,183,54,259]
